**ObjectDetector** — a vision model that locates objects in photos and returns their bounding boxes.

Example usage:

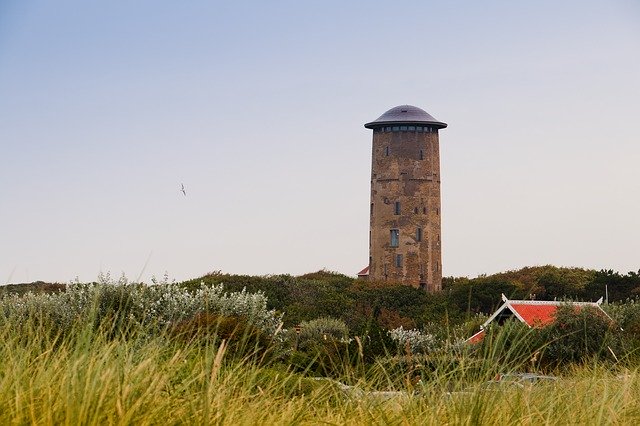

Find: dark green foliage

[539,305,622,366]
[0,282,66,297]
[170,312,272,358]
[92,284,138,338]
[583,270,640,302]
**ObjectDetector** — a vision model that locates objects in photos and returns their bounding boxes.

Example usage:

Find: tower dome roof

[364,105,447,129]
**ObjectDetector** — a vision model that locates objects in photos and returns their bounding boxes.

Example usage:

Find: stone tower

[364,105,447,291]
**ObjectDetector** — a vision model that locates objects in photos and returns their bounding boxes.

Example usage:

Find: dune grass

[1,317,639,425]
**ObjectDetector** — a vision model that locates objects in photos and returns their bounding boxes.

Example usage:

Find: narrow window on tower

[395,254,403,268]
[413,207,418,214]
[436,207,440,215]
[408,126,415,131]
[390,229,399,247]
[422,207,427,214]
[370,203,374,215]
[385,146,389,156]
[419,149,424,160]
[416,228,422,242]
[400,126,408,131]
[394,201,401,215]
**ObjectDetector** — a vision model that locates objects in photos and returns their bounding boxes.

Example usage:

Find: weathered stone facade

[364,106,447,292]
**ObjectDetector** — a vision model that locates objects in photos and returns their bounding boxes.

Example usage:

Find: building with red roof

[468,294,608,344]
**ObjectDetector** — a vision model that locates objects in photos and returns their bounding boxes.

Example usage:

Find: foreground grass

[1,322,639,425]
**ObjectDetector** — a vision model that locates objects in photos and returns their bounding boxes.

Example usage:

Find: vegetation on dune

[2,266,640,423]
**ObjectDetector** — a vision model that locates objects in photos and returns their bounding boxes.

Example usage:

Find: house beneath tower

[360,105,447,292]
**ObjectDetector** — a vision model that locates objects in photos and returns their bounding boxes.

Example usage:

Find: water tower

[362,105,447,291]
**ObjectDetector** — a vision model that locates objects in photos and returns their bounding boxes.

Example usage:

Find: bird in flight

[180,183,186,196]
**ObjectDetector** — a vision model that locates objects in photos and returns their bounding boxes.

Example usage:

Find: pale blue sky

[1,0,639,284]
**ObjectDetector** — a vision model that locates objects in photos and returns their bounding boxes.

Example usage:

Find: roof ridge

[507,300,600,306]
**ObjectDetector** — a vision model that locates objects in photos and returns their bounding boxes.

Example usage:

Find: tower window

[390,229,399,247]
[392,126,399,132]
[436,208,439,215]
[413,207,418,214]
[370,203,374,215]
[385,126,391,132]
[416,228,422,242]
[419,149,424,160]
[422,207,427,214]
[417,126,423,132]
[400,126,408,131]
[385,146,389,156]
[394,201,401,215]
[395,254,403,268]
[408,126,415,131]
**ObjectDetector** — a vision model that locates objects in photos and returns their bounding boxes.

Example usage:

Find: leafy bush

[290,317,351,376]
[170,312,273,358]
[0,273,283,341]
[539,305,622,366]
[388,326,439,355]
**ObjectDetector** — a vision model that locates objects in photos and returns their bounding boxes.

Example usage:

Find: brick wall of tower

[368,128,442,291]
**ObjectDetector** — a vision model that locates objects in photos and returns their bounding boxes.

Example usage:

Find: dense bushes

[0,273,283,342]
[4,265,640,375]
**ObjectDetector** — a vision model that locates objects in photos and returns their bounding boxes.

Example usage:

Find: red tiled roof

[357,266,370,276]
[509,303,559,327]
[466,295,610,345]
[468,329,486,344]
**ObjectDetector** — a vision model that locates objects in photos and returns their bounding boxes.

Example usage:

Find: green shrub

[539,305,622,366]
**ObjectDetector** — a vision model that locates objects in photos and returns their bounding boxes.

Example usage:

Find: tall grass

[2,281,640,424]
[1,318,639,424]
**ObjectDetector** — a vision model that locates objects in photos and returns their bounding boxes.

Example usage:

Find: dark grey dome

[364,105,447,129]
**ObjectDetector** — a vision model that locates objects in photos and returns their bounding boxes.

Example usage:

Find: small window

[416,228,422,242]
[394,201,401,215]
[392,126,399,132]
[390,229,399,247]
[419,149,424,160]
[385,126,391,132]
[385,146,389,156]
[436,208,439,215]
[370,203,374,215]
[413,207,418,214]
[408,126,415,131]
[417,126,423,132]
[400,126,408,131]
[422,207,427,214]
[395,254,403,268]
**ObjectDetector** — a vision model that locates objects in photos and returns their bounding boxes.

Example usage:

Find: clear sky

[1,0,639,284]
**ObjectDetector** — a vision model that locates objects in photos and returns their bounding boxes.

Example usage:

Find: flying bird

[180,183,186,196]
